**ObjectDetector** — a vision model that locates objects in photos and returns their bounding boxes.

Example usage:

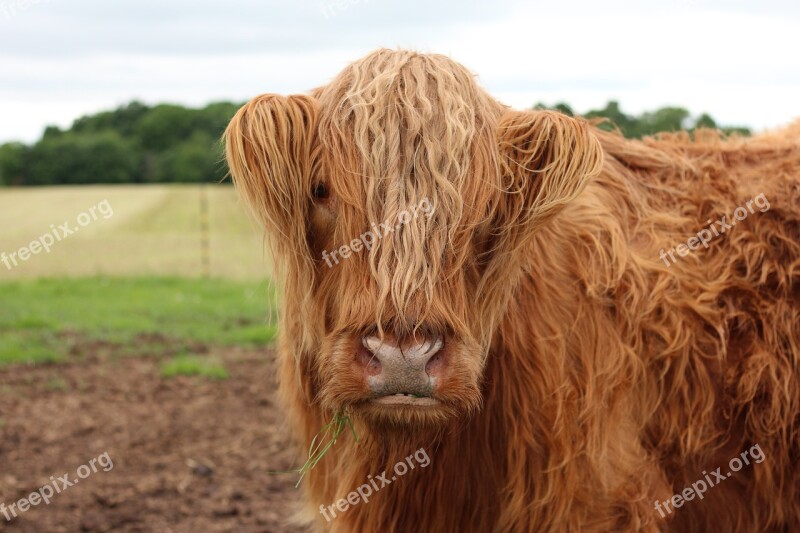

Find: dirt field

[0,344,305,532]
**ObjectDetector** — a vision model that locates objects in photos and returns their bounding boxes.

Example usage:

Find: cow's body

[226,50,800,532]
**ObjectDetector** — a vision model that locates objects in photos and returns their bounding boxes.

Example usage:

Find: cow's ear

[495,110,603,244]
[225,94,319,257]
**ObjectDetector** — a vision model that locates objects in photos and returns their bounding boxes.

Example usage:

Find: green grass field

[0,276,277,365]
[0,185,277,368]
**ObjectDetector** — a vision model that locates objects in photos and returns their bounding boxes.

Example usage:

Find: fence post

[200,183,211,278]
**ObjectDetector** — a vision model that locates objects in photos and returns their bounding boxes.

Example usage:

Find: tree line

[536,100,750,139]
[0,100,750,186]
[0,101,240,186]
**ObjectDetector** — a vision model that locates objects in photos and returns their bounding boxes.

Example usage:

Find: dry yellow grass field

[0,184,270,279]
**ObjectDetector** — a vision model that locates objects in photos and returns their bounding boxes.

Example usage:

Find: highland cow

[224,49,800,532]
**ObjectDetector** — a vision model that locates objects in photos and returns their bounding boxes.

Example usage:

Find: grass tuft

[268,409,357,488]
[161,354,229,380]
[45,377,69,391]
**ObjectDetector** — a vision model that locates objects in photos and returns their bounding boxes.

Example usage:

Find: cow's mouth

[372,393,440,406]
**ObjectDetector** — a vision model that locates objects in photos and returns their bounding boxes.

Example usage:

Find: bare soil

[0,345,305,532]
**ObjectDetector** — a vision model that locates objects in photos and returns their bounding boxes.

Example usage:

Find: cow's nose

[360,335,444,397]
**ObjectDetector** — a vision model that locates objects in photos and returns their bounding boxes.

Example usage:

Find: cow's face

[225,49,602,427]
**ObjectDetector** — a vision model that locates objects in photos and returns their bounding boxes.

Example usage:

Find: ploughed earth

[0,345,308,532]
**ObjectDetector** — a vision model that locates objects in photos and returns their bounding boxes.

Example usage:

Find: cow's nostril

[357,347,382,376]
[362,335,443,364]
[425,350,445,377]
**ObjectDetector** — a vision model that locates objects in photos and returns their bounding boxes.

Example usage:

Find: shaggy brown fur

[224,49,800,532]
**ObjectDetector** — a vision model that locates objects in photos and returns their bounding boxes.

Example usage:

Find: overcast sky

[1,0,799,143]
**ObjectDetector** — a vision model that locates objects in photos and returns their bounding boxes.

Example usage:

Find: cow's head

[225,49,602,427]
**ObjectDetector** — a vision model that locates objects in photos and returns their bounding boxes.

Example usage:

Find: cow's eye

[312,182,330,200]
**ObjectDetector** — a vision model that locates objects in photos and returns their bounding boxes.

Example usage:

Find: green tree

[0,142,28,186]
[694,113,717,130]
[135,104,198,151]
[152,132,224,183]
[72,101,151,138]
[27,132,139,185]
[637,107,691,137]
[534,102,574,117]
[195,102,242,139]
[585,101,639,136]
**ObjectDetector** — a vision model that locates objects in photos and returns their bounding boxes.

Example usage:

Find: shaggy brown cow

[225,49,800,532]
